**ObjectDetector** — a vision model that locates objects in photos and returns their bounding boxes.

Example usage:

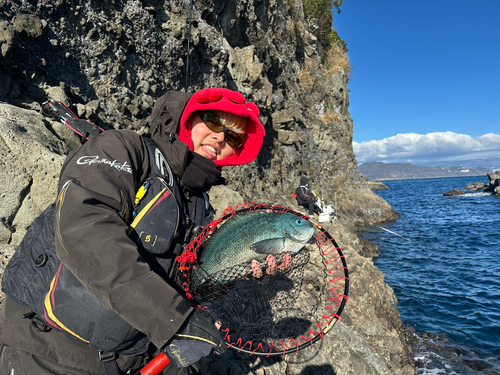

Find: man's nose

[213,131,225,144]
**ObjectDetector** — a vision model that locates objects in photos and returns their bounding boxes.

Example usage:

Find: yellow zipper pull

[134,181,151,206]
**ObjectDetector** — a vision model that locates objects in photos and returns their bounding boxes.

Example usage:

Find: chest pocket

[128,174,183,254]
[127,138,186,255]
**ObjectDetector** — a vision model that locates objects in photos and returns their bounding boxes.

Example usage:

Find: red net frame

[175,202,349,356]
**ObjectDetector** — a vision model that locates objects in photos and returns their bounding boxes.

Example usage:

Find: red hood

[179,88,265,167]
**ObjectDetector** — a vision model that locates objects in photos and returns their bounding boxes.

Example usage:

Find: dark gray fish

[191,212,315,286]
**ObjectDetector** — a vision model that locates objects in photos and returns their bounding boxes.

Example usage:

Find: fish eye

[295,219,304,225]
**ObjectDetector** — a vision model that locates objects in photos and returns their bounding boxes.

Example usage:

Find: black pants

[298,200,322,215]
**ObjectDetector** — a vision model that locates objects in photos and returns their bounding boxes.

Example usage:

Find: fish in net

[175,203,349,356]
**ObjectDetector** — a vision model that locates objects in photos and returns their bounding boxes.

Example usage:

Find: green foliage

[333,0,344,14]
[326,29,348,53]
[302,0,347,54]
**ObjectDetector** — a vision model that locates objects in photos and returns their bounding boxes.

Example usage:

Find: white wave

[459,192,492,197]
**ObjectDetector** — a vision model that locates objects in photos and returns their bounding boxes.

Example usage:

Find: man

[0,88,265,374]
[295,176,322,218]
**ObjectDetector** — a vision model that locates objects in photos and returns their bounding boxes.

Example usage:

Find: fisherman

[295,176,323,218]
[0,88,265,375]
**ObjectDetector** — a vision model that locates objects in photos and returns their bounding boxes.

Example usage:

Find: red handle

[139,352,171,375]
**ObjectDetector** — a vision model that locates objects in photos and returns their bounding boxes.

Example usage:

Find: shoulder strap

[142,137,175,187]
[128,137,187,255]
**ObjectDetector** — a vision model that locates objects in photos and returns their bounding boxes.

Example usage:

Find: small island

[443,171,500,196]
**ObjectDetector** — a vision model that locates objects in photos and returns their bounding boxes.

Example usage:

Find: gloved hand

[181,152,227,193]
[164,308,226,368]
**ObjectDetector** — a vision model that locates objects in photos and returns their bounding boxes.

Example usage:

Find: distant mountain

[414,157,500,170]
[358,162,492,181]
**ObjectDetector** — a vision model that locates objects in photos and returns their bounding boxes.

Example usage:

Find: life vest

[1,137,212,355]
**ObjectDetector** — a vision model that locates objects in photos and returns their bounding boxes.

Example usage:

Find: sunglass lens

[225,131,243,148]
[203,113,224,132]
[202,112,243,148]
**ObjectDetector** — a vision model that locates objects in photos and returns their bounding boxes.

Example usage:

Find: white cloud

[354,132,500,164]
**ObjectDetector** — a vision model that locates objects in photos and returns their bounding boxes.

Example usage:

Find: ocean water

[359,176,500,375]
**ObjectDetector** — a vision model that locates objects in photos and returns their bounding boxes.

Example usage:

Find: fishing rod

[185,0,194,91]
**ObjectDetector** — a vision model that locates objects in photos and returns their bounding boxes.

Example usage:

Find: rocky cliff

[0,1,414,374]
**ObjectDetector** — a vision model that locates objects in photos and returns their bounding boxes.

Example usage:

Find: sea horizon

[376,174,492,183]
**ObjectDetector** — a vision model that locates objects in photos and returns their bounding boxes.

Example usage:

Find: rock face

[0,1,414,374]
[360,175,389,191]
[486,171,500,196]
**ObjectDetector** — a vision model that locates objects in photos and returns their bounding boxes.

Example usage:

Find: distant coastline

[358,161,493,181]
[377,175,487,182]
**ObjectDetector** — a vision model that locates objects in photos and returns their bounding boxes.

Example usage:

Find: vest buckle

[99,350,117,362]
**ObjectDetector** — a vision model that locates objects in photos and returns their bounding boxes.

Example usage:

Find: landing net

[175,203,349,356]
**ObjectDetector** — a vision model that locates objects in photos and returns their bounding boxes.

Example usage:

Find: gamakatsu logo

[76,156,133,174]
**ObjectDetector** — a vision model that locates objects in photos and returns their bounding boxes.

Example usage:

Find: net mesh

[175,203,349,356]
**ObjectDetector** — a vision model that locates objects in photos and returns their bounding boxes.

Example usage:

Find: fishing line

[377,226,411,241]
[185,0,194,91]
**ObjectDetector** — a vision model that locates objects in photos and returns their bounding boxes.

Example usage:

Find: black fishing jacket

[0,91,216,372]
[295,186,316,205]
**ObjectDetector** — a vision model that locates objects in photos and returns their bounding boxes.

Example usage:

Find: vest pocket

[128,175,182,255]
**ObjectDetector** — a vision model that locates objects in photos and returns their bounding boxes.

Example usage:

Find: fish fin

[250,238,285,254]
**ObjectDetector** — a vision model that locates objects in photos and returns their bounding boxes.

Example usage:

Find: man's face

[190,114,244,161]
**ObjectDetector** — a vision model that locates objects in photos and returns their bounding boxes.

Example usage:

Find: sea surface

[359,176,500,375]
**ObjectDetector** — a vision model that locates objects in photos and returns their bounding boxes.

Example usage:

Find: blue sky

[334,1,500,165]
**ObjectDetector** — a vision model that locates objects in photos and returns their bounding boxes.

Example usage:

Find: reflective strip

[128,187,168,233]
[55,181,72,254]
[43,266,89,343]
[175,333,217,346]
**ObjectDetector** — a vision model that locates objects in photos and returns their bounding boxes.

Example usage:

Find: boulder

[0,20,15,57]
[367,181,389,190]
[443,189,464,196]
[207,185,244,218]
[0,103,71,246]
[464,182,487,190]
[487,171,500,186]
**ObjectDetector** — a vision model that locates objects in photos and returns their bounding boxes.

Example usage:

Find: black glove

[165,308,226,368]
[181,152,227,193]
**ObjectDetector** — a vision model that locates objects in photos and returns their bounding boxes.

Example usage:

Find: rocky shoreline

[443,171,500,196]
[1,1,415,374]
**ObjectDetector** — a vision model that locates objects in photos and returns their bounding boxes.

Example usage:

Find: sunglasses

[197,111,245,149]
